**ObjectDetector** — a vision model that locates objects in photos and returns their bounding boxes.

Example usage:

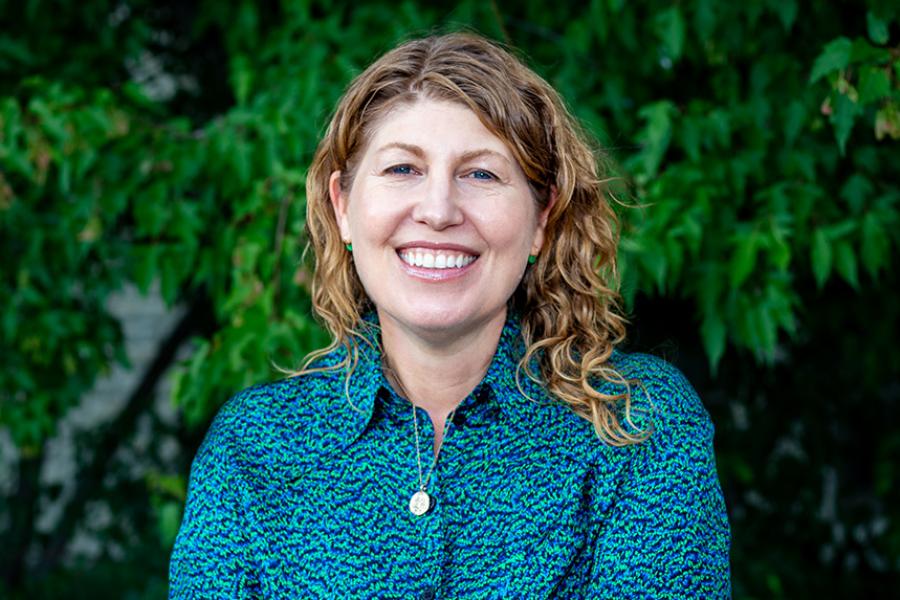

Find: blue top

[169,316,731,598]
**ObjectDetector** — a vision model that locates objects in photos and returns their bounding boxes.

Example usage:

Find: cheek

[473,205,539,247]
[346,194,396,240]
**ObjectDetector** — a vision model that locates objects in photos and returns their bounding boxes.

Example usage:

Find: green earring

[528,255,537,264]
[345,243,353,251]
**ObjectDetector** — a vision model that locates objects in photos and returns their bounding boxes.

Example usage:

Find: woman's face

[329,99,550,342]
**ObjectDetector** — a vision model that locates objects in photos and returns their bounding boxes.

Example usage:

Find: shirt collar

[337,312,537,449]
[338,318,386,448]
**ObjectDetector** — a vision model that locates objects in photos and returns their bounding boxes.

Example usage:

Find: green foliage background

[1,0,898,597]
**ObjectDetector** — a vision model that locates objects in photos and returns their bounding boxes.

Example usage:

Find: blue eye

[469,170,495,180]
[387,165,414,175]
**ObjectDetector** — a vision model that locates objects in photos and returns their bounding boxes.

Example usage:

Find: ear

[328,170,352,242]
[531,185,558,255]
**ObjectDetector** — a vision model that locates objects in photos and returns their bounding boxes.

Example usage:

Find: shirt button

[419,586,436,600]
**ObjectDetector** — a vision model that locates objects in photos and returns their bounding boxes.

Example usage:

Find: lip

[394,241,480,282]
[394,240,480,255]
[397,257,479,281]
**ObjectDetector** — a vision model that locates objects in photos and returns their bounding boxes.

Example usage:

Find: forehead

[364,99,514,160]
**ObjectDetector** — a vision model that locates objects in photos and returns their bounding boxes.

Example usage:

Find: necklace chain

[411,401,456,493]
[383,359,456,513]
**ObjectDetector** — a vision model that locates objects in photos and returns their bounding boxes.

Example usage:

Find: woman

[170,32,730,598]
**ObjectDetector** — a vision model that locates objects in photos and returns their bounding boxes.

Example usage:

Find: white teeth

[399,249,476,269]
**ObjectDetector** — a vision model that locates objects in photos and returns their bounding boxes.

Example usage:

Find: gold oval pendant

[409,490,431,516]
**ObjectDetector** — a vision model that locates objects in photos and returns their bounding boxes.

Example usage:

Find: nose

[411,170,464,230]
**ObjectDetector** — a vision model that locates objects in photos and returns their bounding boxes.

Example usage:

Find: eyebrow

[458,148,510,165]
[375,142,426,158]
[374,142,511,165]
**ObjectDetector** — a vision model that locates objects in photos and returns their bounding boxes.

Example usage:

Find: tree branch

[32,292,215,578]
[0,453,43,588]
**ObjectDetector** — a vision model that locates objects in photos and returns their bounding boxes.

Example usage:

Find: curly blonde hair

[302,32,647,446]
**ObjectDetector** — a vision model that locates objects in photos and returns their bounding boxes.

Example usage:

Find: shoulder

[607,350,713,439]
[509,350,711,460]
[197,363,352,479]
[586,353,732,595]
[602,351,721,493]
[532,350,715,468]
[214,365,343,431]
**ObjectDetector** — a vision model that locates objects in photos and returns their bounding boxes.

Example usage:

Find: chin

[401,311,472,332]
[379,301,504,337]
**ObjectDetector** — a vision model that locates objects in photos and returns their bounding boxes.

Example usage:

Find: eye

[384,164,417,176]
[466,169,496,181]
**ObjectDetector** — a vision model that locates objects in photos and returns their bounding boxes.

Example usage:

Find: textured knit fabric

[169,315,731,598]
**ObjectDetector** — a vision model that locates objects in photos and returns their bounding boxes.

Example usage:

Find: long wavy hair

[302,32,647,446]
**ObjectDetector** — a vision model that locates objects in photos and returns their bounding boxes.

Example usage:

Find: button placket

[421,432,448,597]
[419,586,436,600]
[405,407,446,597]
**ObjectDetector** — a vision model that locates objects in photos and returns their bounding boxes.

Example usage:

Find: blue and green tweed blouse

[169,316,731,598]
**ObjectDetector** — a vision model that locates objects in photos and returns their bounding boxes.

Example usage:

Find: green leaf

[29,98,68,144]
[701,312,726,374]
[767,573,785,596]
[772,0,798,31]
[693,0,716,39]
[634,101,675,177]
[160,250,180,305]
[840,174,872,214]
[639,241,668,292]
[654,7,685,61]
[133,245,160,294]
[834,240,859,288]
[232,139,252,188]
[589,0,610,43]
[866,11,890,45]
[680,117,701,161]
[618,253,638,310]
[811,228,832,288]
[3,148,35,180]
[824,219,857,240]
[663,235,685,283]
[134,184,170,236]
[565,19,592,55]
[730,231,758,288]
[57,159,71,194]
[231,54,253,107]
[756,300,777,358]
[858,66,891,104]
[783,100,806,146]
[810,37,852,83]
[861,212,889,277]
[831,92,860,154]
[769,282,798,335]
[768,223,791,270]
[850,38,891,63]
[157,501,183,547]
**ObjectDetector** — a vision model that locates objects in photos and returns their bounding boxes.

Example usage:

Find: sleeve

[168,399,260,598]
[587,359,731,598]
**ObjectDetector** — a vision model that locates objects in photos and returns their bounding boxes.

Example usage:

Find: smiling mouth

[397,248,478,269]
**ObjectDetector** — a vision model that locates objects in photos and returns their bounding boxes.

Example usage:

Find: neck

[379,310,506,433]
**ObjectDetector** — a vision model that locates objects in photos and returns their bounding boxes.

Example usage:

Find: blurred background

[1,0,898,598]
